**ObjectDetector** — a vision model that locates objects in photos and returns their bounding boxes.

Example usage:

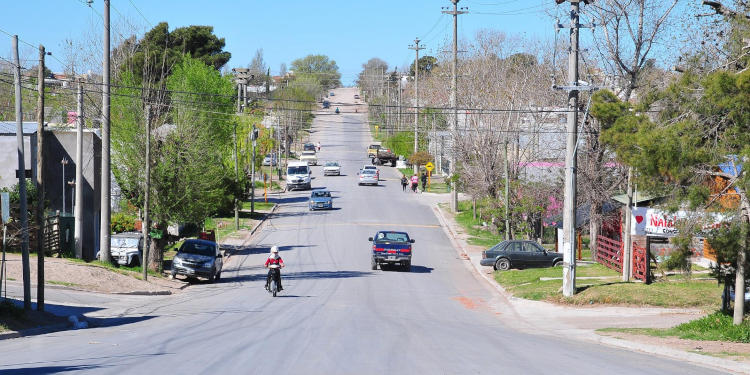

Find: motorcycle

[335,107,340,114]
[267,267,281,297]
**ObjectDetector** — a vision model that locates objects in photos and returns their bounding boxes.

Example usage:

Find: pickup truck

[300,150,318,166]
[369,231,414,271]
[372,148,398,167]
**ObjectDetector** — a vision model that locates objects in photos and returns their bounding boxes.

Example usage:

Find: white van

[286,161,311,191]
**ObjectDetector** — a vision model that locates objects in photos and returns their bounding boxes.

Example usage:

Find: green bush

[111,212,136,233]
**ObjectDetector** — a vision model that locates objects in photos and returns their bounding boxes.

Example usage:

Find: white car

[358,169,378,186]
[361,165,379,180]
[299,150,318,166]
[323,161,341,176]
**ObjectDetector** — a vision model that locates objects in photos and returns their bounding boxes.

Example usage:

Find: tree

[279,63,287,76]
[248,48,267,85]
[602,69,750,324]
[290,54,341,89]
[588,0,679,101]
[121,22,231,83]
[357,57,388,99]
[409,56,438,77]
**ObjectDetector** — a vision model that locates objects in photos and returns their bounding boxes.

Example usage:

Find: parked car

[303,143,317,152]
[322,100,330,109]
[300,150,318,166]
[354,94,360,100]
[171,239,223,282]
[110,232,143,267]
[367,144,381,158]
[262,153,277,166]
[479,240,563,270]
[369,231,414,271]
[329,92,335,96]
[323,161,341,176]
[309,190,333,210]
[286,161,311,191]
[358,169,378,186]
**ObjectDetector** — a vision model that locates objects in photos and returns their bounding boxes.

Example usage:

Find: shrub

[111,212,136,233]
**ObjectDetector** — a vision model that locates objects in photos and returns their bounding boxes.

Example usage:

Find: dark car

[303,143,317,152]
[369,231,414,271]
[479,240,562,271]
[309,190,333,210]
[171,239,223,282]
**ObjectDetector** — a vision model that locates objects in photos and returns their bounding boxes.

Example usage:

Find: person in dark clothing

[421,173,427,192]
[401,175,408,191]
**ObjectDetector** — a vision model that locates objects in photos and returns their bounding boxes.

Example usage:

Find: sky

[0,0,664,85]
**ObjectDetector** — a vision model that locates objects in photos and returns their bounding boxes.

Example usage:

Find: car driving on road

[323,161,341,176]
[300,150,318,166]
[286,161,311,191]
[309,190,333,210]
[479,240,563,270]
[171,239,223,282]
[369,231,414,271]
[358,169,378,186]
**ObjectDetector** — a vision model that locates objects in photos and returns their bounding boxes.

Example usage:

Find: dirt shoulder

[599,330,750,364]
[2,254,186,295]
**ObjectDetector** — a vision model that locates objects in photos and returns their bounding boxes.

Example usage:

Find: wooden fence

[595,235,649,282]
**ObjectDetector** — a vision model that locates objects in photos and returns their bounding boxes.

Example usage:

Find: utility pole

[36,44,46,312]
[443,0,468,213]
[142,106,151,281]
[251,125,258,215]
[13,35,31,311]
[232,68,251,232]
[385,72,390,136]
[622,167,633,281]
[504,140,510,240]
[556,0,589,297]
[397,73,402,132]
[233,123,239,230]
[74,79,84,259]
[409,37,424,174]
[100,0,112,264]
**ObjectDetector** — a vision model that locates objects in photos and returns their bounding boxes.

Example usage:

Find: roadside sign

[1,192,8,223]
[424,162,434,172]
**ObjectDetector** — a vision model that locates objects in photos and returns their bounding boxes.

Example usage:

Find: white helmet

[271,246,279,254]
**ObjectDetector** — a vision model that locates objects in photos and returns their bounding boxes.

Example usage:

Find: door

[505,241,529,267]
[524,242,549,267]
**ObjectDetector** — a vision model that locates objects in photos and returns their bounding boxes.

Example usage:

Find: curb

[0,322,70,341]
[430,203,750,374]
[223,203,279,261]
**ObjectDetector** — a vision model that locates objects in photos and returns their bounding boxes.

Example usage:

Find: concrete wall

[44,129,101,260]
[0,134,37,189]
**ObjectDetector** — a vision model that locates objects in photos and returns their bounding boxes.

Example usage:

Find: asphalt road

[0,88,728,374]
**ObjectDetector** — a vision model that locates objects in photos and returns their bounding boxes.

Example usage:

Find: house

[0,121,39,190]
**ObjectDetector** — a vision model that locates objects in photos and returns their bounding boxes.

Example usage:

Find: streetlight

[60,158,69,214]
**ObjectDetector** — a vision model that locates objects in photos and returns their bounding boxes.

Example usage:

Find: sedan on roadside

[358,169,378,186]
[479,240,563,271]
[309,190,333,210]
[323,161,341,176]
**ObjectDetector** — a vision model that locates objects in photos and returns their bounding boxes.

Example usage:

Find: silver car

[171,239,223,282]
[110,232,143,267]
[358,169,378,186]
[323,161,341,176]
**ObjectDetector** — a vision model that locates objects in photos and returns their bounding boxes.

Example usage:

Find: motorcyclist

[264,246,284,291]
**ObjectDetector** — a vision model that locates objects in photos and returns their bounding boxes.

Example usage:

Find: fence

[595,235,649,282]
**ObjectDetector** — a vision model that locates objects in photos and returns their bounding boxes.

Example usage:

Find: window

[506,242,522,252]
[180,241,215,256]
[523,242,543,252]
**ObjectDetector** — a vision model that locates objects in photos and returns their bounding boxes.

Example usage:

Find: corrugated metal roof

[0,121,40,135]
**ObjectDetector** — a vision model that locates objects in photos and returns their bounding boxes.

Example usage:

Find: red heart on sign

[635,215,644,224]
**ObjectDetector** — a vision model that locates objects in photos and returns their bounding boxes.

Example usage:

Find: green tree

[290,54,341,89]
[601,69,750,324]
[120,22,231,83]
[409,56,438,77]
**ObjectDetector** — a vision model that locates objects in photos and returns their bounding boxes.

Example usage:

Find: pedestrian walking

[421,173,427,193]
[401,175,408,192]
[410,174,418,193]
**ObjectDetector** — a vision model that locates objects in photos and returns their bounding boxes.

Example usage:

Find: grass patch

[599,312,750,343]
[452,201,505,248]
[47,280,80,287]
[240,201,274,211]
[494,264,721,309]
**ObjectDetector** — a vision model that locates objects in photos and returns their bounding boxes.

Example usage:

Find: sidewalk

[430,201,750,374]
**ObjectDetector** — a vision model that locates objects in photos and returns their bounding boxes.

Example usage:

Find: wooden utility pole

[444,0,467,213]
[504,140,510,240]
[233,123,239,230]
[409,38,424,174]
[142,106,151,281]
[74,79,84,259]
[13,35,31,311]
[35,45,45,312]
[232,68,251,231]
[100,0,112,264]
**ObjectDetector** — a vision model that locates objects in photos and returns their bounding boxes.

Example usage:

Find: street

[0,88,726,374]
